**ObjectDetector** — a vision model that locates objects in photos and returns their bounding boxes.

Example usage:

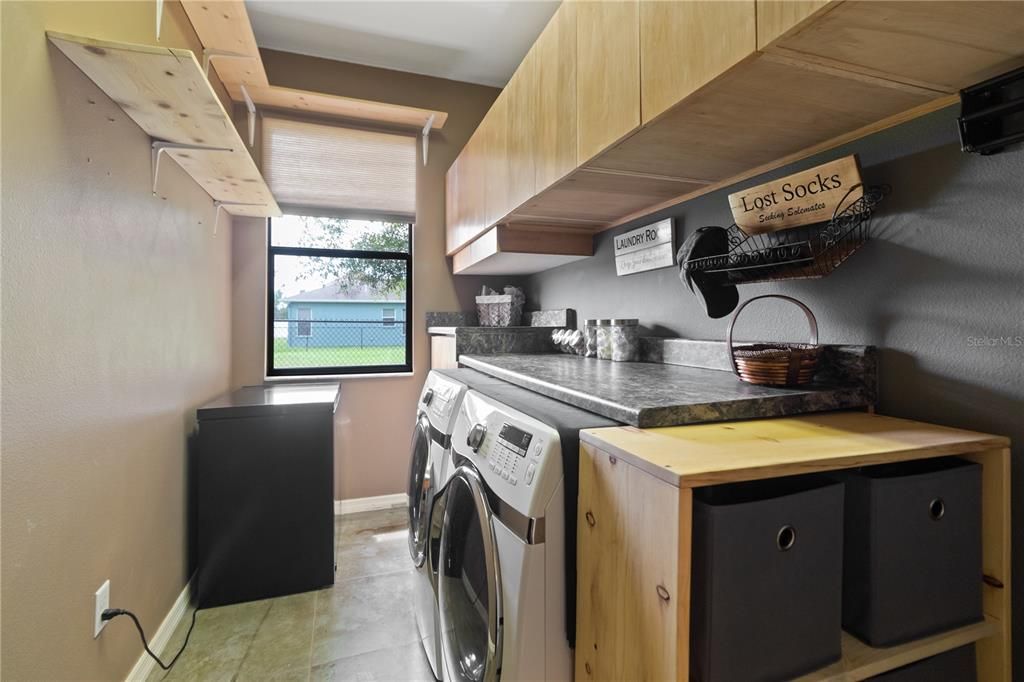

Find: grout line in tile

[230,601,273,682]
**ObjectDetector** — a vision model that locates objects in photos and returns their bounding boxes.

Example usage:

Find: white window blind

[262,117,416,219]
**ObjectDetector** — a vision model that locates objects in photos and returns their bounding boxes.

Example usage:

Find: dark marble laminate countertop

[459,354,872,428]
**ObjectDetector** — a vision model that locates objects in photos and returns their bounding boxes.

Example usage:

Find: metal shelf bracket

[213,201,264,236]
[202,49,257,78]
[422,113,436,166]
[151,141,232,196]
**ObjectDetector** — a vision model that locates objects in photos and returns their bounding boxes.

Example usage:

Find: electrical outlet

[94,580,110,638]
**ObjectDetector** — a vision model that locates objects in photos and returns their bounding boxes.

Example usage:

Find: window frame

[266,217,413,378]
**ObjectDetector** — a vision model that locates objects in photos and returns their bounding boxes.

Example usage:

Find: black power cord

[101,607,199,671]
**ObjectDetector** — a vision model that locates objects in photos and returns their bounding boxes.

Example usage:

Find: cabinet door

[535,1,578,192]
[445,156,460,254]
[483,87,510,228]
[577,0,640,165]
[507,48,537,214]
[641,1,756,123]
[447,129,487,254]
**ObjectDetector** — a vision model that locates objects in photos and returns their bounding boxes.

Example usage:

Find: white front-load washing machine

[435,384,617,682]
[408,369,507,680]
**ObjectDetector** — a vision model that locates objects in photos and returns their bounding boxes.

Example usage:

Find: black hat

[677,226,739,319]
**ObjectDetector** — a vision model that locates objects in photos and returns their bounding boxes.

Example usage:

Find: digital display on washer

[498,423,532,456]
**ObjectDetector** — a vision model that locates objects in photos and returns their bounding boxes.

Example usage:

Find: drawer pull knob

[777,525,796,551]
[656,584,671,602]
[585,510,596,527]
[929,497,945,521]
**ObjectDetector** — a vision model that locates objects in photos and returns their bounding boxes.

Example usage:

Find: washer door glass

[438,467,502,682]
[407,414,432,567]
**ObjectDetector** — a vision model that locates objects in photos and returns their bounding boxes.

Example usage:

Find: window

[262,116,416,378]
[267,216,412,377]
[296,307,312,337]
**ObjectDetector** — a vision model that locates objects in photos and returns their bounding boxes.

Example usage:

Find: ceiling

[246,1,560,88]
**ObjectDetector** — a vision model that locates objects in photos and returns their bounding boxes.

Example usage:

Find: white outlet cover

[94,580,110,638]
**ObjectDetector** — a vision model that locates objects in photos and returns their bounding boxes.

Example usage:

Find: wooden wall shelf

[48,32,280,218]
[180,0,447,131]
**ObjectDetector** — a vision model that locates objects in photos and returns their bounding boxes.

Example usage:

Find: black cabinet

[196,383,338,607]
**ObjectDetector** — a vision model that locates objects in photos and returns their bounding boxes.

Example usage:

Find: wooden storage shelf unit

[444,0,1024,273]
[47,32,280,218]
[577,412,1012,682]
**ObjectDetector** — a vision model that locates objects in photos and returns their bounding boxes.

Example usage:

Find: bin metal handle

[777,525,796,551]
[929,497,945,521]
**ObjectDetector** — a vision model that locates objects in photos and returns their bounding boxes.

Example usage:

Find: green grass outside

[273,338,406,368]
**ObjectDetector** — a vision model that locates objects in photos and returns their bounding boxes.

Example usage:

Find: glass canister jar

[610,319,640,362]
[595,319,613,360]
[584,319,599,357]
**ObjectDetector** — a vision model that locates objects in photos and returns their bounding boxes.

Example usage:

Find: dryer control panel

[452,390,562,518]
[420,374,464,433]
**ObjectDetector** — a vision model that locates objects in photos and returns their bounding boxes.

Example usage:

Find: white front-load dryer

[436,388,575,682]
[409,369,507,680]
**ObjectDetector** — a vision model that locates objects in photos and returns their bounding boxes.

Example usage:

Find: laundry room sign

[614,219,675,276]
[728,155,863,235]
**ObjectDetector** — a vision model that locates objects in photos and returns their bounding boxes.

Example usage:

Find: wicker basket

[476,294,524,327]
[727,295,821,386]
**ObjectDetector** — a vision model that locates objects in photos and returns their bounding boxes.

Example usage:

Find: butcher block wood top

[581,411,1009,488]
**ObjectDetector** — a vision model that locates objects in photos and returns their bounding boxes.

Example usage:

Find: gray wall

[525,105,1024,658]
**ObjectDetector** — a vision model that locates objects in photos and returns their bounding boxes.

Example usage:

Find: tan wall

[1,2,234,679]
[231,51,505,499]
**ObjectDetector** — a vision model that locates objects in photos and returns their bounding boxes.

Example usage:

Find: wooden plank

[773,1,1024,94]
[180,0,269,88]
[576,443,630,682]
[641,0,756,123]
[451,226,593,275]
[47,32,279,217]
[962,448,1013,682]
[727,154,863,234]
[580,412,1010,489]
[576,0,640,164]
[795,618,1000,681]
[534,1,578,193]
[246,84,448,130]
[756,0,835,49]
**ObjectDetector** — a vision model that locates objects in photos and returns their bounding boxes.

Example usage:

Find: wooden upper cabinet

[756,0,834,49]
[445,155,460,254]
[576,0,640,165]
[446,128,486,255]
[534,1,578,193]
[506,47,538,216]
[641,1,757,124]
[765,1,1024,93]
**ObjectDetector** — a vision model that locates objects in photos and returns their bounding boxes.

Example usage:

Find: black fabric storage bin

[691,475,845,682]
[841,457,982,646]
[869,644,977,681]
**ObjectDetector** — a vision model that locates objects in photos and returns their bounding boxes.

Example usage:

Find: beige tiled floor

[150,507,434,681]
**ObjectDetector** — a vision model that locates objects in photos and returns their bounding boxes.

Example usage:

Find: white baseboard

[125,575,194,682]
[335,493,407,515]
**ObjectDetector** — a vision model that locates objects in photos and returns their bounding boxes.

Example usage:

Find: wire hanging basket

[683,184,889,284]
